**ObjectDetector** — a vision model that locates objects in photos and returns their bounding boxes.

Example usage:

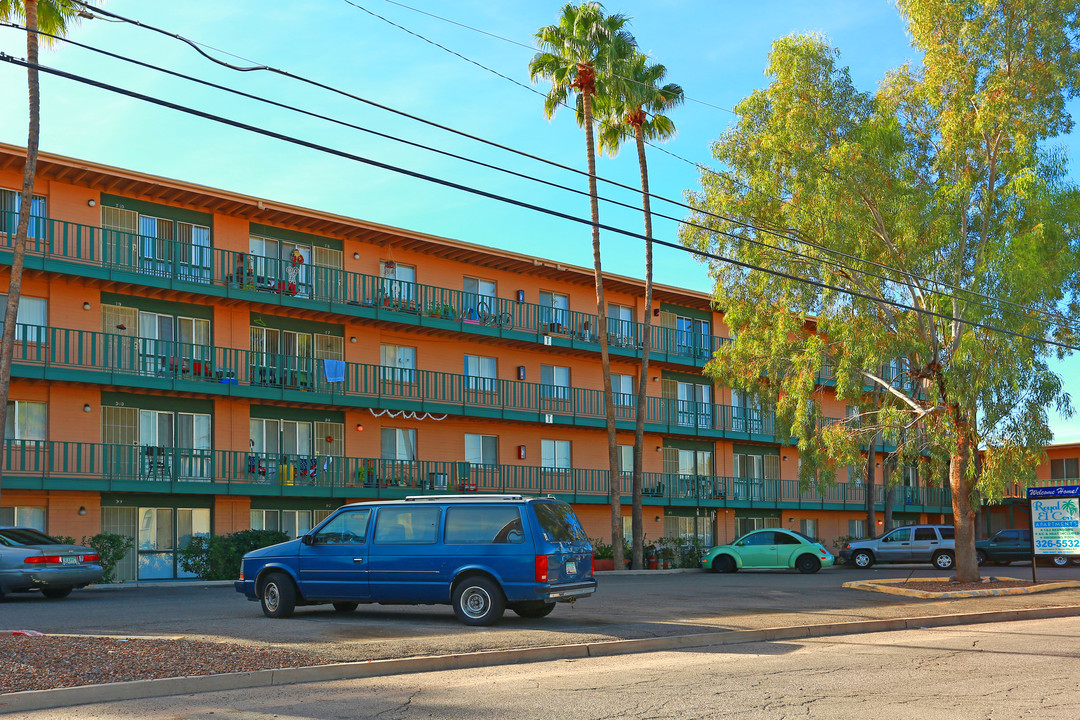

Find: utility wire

[1,52,1075,354]
[7,20,1066,336]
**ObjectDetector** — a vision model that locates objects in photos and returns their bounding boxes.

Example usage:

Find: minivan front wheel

[452,576,505,626]
[932,551,955,570]
[260,572,297,619]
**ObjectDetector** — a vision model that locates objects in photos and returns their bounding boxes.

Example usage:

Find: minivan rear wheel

[260,572,297,619]
[512,601,556,619]
[452,576,505,626]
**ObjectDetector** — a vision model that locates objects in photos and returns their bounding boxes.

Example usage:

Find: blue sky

[1,0,1077,441]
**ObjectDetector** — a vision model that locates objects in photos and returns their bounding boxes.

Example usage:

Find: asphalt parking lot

[3,565,1079,663]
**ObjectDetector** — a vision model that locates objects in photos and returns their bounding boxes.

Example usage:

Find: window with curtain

[5,401,46,442]
[464,355,497,391]
[677,382,712,427]
[541,439,570,469]
[617,444,633,473]
[1051,458,1080,480]
[381,428,417,461]
[250,509,280,532]
[465,434,498,466]
[462,276,496,318]
[675,315,711,356]
[381,261,416,303]
[380,344,416,382]
[0,189,46,239]
[0,294,46,343]
[0,505,46,530]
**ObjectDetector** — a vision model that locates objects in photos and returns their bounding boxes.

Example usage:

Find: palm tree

[529,2,633,569]
[0,0,83,506]
[597,53,683,569]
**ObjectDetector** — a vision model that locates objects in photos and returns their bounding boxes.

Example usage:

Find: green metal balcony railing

[8,323,808,438]
[0,210,726,365]
[0,440,954,510]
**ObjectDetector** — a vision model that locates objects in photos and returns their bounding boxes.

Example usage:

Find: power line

[2,52,1075,355]
[15,9,1075,339]
[9,21,1065,336]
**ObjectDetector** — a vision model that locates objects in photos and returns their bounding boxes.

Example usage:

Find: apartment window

[251,509,317,539]
[800,519,819,540]
[735,516,780,537]
[249,236,313,296]
[380,344,416,382]
[612,373,634,406]
[464,355,497,391]
[381,261,416,303]
[675,315,711,356]
[1051,458,1080,480]
[0,294,46,343]
[731,390,762,432]
[136,311,211,374]
[676,381,712,428]
[465,434,498,466]
[847,464,863,486]
[0,189,46,238]
[0,505,46,531]
[665,515,713,546]
[607,303,634,342]
[540,364,571,400]
[539,291,569,330]
[5,401,45,442]
[541,439,571,469]
[101,206,210,282]
[381,428,417,461]
[463,277,497,318]
[848,519,866,539]
[617,444,633,473]
[250,419,312,460]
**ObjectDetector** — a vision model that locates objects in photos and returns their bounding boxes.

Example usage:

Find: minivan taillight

[535,554,549,583]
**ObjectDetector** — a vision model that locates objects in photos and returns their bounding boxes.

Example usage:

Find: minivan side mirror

[301,534,315,545]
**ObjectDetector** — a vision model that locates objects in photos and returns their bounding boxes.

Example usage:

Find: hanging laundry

[323,359,346,382]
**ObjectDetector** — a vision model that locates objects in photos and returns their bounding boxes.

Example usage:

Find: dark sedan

[0,527,104,600]
[976,528,1079,567]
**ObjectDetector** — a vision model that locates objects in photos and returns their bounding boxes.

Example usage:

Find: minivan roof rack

[403,494,526,502]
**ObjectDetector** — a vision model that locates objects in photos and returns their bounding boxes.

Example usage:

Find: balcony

[0,440,954,512]
[0,211,726,368]
[8,324,808,441]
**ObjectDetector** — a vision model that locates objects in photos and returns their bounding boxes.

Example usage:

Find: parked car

[702,528,834,574]
[839,524,956,569]
[235,495,597,626]
[0,527,104,600]
[976,528,1079,567]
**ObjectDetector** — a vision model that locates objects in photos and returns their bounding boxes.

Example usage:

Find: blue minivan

[234,495,597,625]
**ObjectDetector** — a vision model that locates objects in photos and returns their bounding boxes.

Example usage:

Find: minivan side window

[374,506,441,544]
[444,506,524,544]
[313,509,371,545]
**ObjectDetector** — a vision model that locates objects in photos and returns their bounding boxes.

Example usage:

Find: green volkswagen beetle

[702,528,835,574]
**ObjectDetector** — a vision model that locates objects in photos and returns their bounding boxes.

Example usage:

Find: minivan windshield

[532,502,588,543]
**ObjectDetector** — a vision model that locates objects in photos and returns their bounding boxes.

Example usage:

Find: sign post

[1026,485,1080,583]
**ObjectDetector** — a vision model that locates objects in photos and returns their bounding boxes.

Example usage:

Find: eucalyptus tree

[0,0,84,505]
[596,52,683,569]
[529,2,634,567]
[680,2,1080,582]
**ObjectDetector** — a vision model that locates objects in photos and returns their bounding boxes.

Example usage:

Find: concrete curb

[843,577,1080,598]
[2,604,1078,713]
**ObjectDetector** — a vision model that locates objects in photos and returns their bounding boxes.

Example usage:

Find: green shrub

[177,529,289,581]
[81,532,135,584]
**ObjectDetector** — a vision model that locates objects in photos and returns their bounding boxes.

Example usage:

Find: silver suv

[839,525,956,570]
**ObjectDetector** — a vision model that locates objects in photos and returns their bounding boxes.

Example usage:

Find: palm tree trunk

[630,125,653,570]
[582,91,623,570]
[0,0,41,506]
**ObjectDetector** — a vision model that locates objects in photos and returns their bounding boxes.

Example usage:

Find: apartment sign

[1026,486,1080,557]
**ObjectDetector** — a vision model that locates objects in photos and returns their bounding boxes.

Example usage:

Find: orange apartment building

[0,143,965,581]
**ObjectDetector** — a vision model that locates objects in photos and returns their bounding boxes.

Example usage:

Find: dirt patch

[891,579,1038,593]
[1,635,329,695]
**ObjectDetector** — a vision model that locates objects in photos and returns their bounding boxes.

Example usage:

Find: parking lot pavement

[2,565,1079,664]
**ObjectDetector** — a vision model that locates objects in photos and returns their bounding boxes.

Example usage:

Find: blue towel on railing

[323,359,345,383]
